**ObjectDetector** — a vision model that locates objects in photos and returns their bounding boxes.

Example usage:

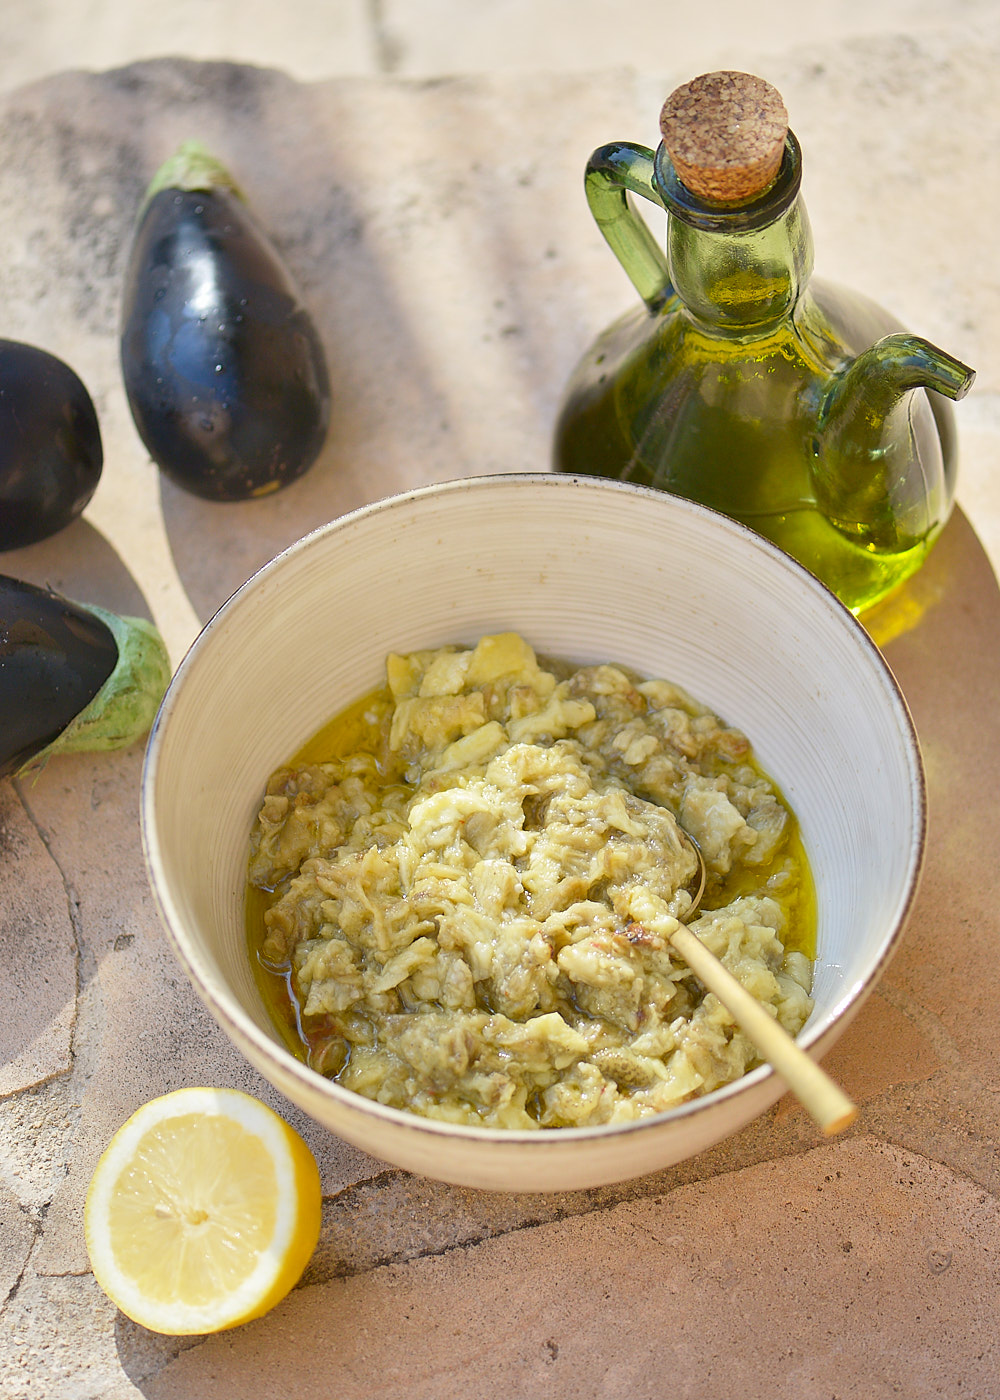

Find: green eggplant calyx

[142,140,246,209]
[17,605,172,778]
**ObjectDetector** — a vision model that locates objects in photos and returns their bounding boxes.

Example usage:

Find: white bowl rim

[141,473,927,1146]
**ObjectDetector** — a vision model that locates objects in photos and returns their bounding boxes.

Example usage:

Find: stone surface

[0,0,376,96]
[376,0,1000,80]
[134,1138,1000,1400]
[0,790,76,1097]
[11,0,996,91]
[0,19,998,1398]
[0,1182,35,1312]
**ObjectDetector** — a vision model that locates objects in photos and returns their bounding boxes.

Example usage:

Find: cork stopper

[659,71,788,203]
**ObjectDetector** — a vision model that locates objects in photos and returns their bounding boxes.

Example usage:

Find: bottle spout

[813,334,976,552]
[878,333,974,399]
[823,333,975,427]
[921,344,976,401]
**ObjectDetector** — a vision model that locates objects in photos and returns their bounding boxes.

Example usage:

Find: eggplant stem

[141,140,246,210]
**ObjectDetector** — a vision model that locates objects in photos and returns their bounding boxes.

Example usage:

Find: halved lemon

[84,1087,322,1334]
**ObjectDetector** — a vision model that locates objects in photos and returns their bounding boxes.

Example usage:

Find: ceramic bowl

[141,475,925,1191]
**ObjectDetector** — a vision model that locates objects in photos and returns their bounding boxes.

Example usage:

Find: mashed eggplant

[248,633,813,1128]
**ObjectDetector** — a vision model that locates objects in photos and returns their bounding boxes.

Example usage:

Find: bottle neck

[653,134,814,332]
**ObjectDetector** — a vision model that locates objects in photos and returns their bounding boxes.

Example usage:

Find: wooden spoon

[675,833,857,1135]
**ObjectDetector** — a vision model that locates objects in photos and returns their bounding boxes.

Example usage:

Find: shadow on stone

[0,515,154,619]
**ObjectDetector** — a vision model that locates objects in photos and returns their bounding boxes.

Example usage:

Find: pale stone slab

[0,1075,87,1218]
[876,509,1000,1088]
[1,1268,143,1400]
[135,1136,1000,1399]
[0,1179,35,1310]
[0,36,998,1398]
[0,788,76,1096]
[379,0,1000,78]
[0,0,375,96]
[792,988,944,1111]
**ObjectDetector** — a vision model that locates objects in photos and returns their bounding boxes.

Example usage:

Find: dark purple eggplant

[120,142,331,502]
[0,575,171,778]
[0,340,103,550]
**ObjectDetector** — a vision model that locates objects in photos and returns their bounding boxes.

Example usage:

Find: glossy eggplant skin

[0,575,117,777]
[0,340,103,550]
[120,185,331,501]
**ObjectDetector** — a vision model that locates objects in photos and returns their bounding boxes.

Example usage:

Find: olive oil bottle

[553,71,975,615]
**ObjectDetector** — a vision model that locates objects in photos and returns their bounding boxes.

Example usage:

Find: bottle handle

[584,142,671,310]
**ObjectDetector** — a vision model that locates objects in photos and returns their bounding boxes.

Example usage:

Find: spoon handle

[669,925,857,1135]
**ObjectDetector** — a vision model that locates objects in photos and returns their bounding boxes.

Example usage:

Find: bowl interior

[142,475,924,1167]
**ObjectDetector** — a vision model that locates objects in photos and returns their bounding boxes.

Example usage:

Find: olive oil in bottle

[554,71,974,615]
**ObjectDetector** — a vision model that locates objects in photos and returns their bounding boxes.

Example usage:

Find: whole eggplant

[0,575,171,778]
[120,142,331,502]
[0,340,103,550]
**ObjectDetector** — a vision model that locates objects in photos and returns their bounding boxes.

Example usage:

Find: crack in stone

[115,1128,828,1384]
[0,1214,43,1316]
[367,0,404,73]
[301,1122,830,1288]
[107,1129,1000,1386]
[872,1129,1000,1204]
[0,1063,77,1106]
[877,988,1000,1101]
[878,1101,1000,1197]
[877,977,965,1069]
[14,779,83,1075]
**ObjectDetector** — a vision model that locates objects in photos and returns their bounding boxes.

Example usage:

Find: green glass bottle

[553,71,975,615]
